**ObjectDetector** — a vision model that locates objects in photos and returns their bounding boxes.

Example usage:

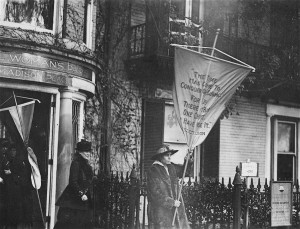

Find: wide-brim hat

[76,139,92,152]
[151,144,178,160]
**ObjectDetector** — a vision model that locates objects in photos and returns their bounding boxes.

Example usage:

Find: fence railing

[92,169,300,229]
[92,171,141,229]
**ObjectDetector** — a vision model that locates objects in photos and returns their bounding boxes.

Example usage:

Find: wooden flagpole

[172,29,221,226]
[172,149,194,226]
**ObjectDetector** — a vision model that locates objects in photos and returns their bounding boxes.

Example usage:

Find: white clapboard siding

[219,96,267,184]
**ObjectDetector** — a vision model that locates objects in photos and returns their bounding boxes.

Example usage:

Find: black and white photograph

[0,0,299,228]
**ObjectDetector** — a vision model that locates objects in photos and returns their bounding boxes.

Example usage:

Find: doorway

[0,88,52,228]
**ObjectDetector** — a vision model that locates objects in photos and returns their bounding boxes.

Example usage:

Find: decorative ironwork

[93,171,300,228]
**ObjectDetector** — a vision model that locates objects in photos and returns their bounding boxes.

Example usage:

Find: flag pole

[12,91,45,226]
[172,29,221,226]
[199,28,220,111]
[172,149,194,226]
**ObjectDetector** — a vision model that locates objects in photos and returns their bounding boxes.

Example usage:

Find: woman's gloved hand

[174,200,181,207]
[4,169,11,175]
[81,194,88,201]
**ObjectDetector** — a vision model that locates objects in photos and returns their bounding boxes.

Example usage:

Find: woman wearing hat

[55,140,94,229]
[147,144,190,229]
[3,143,33,228]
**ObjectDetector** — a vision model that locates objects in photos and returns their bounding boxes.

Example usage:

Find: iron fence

[93,171,140,229]
[92,171,300,229]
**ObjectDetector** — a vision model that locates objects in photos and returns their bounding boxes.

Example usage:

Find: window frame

[273,118,298,181]
[84,0,94,49]
[0,0,62,35]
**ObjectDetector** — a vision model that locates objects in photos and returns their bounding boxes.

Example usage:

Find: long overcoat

[147,162,190,229]
[57,155,93,210]
[0,152,6,226]
[3,156,33,225]
[55,155,93,228]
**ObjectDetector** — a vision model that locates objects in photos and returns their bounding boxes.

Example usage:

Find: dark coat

[147,162,190,229]
[55,155,94,229]
[56,155,93,210]
[0,153,6,226]
[3,157,33,225]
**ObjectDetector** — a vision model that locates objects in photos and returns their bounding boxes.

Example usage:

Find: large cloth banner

[173,46,252,150]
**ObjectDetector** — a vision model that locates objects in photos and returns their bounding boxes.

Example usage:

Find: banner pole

[12,91,45,226]
[30,161,46,226]
[211,28,220,56]
[172,148,194,226]
[198,28,220,115]
[172,29,221,226]
[12,91,24,142]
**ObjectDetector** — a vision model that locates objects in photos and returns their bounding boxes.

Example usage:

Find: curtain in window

[0,0,54,29]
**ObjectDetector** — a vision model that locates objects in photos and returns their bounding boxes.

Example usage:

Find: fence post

[129,164,139,229]
[233,166,242,229]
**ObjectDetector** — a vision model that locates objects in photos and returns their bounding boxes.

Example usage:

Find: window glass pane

[277,154,293,181]
[171,0,185,20]
[278,122,295,153]
[0,0,54,30]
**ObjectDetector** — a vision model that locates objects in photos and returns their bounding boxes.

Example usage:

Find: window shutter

[145,0,170,55]
[141,99,164,175]
[202,120,220,177]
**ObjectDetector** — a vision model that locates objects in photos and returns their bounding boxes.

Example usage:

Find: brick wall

[65,0,98,49]
[65,0,85,41]
[219,96,267,183]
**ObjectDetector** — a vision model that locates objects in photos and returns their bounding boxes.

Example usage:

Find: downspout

[103,0,112,173]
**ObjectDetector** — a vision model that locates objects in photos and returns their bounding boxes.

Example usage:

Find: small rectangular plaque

[241,162,258,177]
[271,182,292,227]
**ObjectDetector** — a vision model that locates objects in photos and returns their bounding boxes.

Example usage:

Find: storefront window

[0,0,54,31]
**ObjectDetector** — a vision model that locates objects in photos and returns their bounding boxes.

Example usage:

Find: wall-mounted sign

[0,51,93,80]
[241,161,258,177]
[271,182,292,227]
[164,104,186,143]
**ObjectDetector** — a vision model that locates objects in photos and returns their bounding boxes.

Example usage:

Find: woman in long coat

[55,139,94,229]
[3,144,33,229]
[147,145,190,229]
